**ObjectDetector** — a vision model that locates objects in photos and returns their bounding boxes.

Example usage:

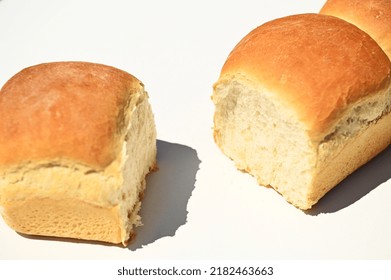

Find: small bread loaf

[320,0,391,59]
[0,62,157,245]
[212,14,391,210]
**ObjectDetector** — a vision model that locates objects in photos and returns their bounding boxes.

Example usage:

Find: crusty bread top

[0,62,144,168]
[320,0,391,59]
[217,14,391,135]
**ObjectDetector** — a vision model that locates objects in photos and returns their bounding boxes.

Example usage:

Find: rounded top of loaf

[320,0,391,59]
[217,13,391,134]
[0,61,144,168]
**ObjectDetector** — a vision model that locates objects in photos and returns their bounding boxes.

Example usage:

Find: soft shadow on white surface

[306,146,391,215]
[128,140,200,250]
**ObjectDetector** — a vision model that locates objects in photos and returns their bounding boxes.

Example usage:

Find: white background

[0,0,390,262]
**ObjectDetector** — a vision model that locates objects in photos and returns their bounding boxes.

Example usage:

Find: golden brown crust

[219,14,391,135]
[0,61,143,169]
[320,0,391,59]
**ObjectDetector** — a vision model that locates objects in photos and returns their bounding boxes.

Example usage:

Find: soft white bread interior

[212,14,391,210]
[0,62,157,245]
[320,0,391,59]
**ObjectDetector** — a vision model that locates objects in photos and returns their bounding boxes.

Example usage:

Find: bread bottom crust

[0,170,154,245]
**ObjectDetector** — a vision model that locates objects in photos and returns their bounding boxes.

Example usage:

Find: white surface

[0,0,390,260]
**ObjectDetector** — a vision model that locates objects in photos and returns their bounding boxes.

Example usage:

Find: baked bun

[212,14,391,210]
[320,0,391,59]
[0,62,157,245]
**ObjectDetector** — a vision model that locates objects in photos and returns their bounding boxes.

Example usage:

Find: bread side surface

[320,0,391,59]
[311,107,391,207]
[309,85,391,207]
[118,95,157,244]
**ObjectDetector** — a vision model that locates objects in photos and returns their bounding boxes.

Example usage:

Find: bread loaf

[320,0,391,59]
[212,14,391,210]
[0,62,157,245]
